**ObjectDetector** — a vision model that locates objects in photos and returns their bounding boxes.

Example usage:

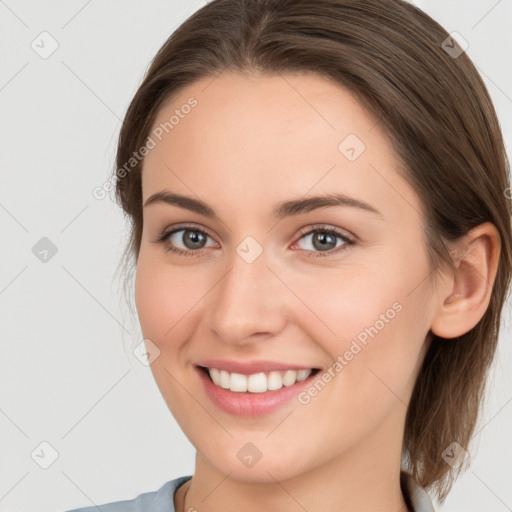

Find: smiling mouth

[198,365,321,393]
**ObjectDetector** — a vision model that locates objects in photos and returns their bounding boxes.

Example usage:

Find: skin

[134,71,501,512]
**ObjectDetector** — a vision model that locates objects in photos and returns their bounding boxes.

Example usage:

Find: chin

[201,448,308,484]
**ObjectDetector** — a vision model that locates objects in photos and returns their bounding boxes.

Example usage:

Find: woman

[65,0,511,510]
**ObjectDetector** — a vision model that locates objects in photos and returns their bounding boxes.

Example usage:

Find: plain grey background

[1,1,511,511]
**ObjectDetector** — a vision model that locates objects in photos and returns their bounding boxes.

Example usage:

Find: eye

[291,224,355,258]
[152,223,355,258]
[153,224,217,257]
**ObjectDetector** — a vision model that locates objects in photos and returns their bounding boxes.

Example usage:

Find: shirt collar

[400,470,435,512]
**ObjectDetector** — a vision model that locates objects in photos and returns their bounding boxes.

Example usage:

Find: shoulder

[60,475,192,512]
[400,470,436,512]
[62,473,432,512]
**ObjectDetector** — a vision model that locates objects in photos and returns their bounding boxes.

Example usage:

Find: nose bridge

[205,240,287,344]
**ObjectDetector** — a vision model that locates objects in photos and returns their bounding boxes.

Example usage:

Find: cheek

[315,235,430,340]
[134,261,167,340]
[293,265,405,349]
[134,252,201,342]
[134,254,202,423]
[298,250,431,399]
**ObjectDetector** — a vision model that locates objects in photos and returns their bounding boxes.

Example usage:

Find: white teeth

[247,372,267,393]
[206,367,313,393]
[296,369,311,381]
[267,371,283,391]
[229,372,248,392]
[219,370,230,389]
[282,370,297,386]
[209,367,220,386]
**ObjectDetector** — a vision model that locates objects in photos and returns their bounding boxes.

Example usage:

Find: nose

[203,246,289,347]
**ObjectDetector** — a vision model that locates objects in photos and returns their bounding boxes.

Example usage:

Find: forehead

[146,70,379,162]
[141,71,421,224]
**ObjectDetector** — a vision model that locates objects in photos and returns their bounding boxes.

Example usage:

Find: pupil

[314,232,335,251]
[185,230,205,249]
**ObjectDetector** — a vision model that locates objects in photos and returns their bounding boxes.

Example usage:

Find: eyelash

[153,223,356,259]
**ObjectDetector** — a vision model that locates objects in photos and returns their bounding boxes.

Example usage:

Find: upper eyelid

[296,223,355,241]
[163,223,216,242]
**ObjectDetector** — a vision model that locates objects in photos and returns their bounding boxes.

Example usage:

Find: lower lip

[196,366,318,417]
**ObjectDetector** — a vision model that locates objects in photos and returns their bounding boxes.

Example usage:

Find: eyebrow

[143,190,383,219]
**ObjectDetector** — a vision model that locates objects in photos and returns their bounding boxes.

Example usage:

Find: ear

[430,222,501,339]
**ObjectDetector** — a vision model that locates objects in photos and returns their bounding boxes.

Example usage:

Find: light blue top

[62,471,435,511]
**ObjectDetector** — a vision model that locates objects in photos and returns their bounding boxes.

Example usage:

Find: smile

[196,364,321,416]
[204,367,316,393]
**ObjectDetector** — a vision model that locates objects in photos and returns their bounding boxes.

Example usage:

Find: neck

[180,415,409,512]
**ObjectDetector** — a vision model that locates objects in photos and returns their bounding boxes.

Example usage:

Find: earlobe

[430,222,501,339]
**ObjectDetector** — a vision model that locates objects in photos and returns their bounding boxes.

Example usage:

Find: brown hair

[111,0,512,503]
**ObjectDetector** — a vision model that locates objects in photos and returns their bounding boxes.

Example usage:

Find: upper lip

[196,359,319,375]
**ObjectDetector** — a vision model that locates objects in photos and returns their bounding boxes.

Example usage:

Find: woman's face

[135,71,438,482]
